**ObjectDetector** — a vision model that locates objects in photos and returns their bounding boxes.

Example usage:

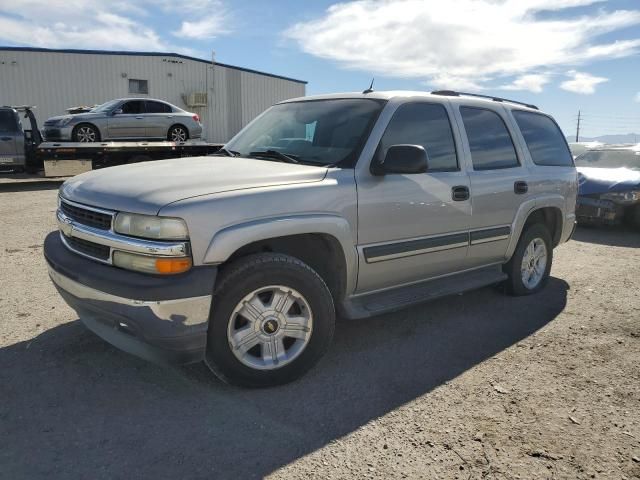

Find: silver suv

[44,91,577,387]
[42,98,203,142]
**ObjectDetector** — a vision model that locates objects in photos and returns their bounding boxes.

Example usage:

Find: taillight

[192,114,200,123]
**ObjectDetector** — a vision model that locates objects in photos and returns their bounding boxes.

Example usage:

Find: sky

[1,0,639,138]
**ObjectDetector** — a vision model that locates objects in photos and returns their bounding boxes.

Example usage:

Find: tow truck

[0,106,222,176]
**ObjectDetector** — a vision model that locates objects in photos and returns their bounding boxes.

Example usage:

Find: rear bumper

[44,231,216,365]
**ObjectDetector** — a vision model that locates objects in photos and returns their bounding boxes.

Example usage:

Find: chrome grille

[62,234,110,261]
[60,199,113,230]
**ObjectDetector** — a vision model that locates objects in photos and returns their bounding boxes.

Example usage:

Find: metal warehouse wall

[0,49,306,142]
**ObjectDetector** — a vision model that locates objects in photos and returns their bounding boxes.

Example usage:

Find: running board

[340,265,507,319]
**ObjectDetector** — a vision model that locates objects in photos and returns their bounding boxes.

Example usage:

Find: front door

[355,101,472,293]
[107,100,147,139]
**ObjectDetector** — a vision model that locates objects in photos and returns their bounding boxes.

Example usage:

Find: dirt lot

[1,184,639,480]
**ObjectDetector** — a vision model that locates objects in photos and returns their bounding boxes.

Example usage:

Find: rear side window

[146,101,172,113]
[460,107,519,170]
[0,110,18,132]
[378,102,458,171]
[513,111,573,166]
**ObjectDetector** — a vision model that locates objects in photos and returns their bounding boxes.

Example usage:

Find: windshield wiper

[249,150,300,164]
[212,147,240,157]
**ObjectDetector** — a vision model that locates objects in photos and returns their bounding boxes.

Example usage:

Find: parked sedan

[575,145,640,228]
[42,99,202,143]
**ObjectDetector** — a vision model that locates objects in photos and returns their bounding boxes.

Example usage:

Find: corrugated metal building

[0,47,306,142]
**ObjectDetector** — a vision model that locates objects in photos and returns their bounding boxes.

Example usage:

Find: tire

[205,253,335,388]
[502,223,553,296]
[168,125,188,142]
[72,124,100,143]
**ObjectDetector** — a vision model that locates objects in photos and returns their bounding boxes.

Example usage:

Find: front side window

[377,102,458,171]
[121,101,145,115]
[461,107,519,170]
[513,110,573,166]
[224,99,385,167]
[129,79,149,94]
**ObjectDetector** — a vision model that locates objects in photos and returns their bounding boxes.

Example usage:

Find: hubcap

[227,285,313,370]
[171,128,187,142]
[77,126,96,142]
[520,237,547,289]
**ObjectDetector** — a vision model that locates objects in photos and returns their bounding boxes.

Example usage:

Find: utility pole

[575,110,581,142]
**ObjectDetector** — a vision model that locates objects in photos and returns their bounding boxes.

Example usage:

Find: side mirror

[112,108,123,115]
[373,144,429,175]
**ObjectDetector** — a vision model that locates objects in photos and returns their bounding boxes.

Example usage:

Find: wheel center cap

[262,318,279,335]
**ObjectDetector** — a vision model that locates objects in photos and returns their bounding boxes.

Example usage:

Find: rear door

[0,110,22,167]
[107,100,146,139]
[144,101,173,139]
[454,104,529,267]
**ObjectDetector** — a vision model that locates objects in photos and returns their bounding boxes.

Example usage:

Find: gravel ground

[1,185,639,480]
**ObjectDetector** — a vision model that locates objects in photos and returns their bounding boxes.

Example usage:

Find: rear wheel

[503,223,553,296]
[168,125,188,142]
[205,253,335,388]
[72,124,100,143]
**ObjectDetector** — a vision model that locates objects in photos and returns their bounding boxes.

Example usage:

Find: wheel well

[223,234,348,302]
[523,207,563,246]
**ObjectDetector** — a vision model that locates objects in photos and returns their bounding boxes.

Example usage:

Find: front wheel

[72,124,100,142]
[503,223,553,296]
[205,253,335,388]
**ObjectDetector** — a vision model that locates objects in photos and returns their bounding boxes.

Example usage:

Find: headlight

[114,212,189,240]
[600,191,640,204]
[113,251,192,275]
[58,116,74,127]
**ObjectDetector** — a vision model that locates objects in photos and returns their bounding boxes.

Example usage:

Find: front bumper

[42,125,73,141]
[44,231,216,364]
[576,196,625,225]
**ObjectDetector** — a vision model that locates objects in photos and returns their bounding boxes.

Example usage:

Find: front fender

[203,214,358,295]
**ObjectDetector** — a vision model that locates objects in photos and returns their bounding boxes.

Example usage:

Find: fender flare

[505,194,566,259]
[203,214,358,295]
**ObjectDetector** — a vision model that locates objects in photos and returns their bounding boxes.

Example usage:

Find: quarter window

[512,110,573,166]
[460,107,519,170]
[378,103,458,171]
[128,79,149,95]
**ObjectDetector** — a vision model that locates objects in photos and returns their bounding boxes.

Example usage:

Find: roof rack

[430,90,538,110]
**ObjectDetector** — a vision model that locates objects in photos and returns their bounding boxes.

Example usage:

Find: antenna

[362,78,375,94]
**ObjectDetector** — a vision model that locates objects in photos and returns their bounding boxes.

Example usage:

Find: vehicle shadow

[573,225,640,248]
[1,278,568,479]
[0,175,64,193]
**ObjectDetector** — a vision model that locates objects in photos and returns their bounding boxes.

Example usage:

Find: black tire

[503,223,553,296]
[72,123,100,142]
[168,125,189,142]
[205,253,335,388]
[624,205,640,230]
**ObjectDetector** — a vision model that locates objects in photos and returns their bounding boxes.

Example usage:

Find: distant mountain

[566,133,640,144]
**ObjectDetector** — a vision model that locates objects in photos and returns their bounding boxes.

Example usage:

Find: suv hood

[60,156,329,215]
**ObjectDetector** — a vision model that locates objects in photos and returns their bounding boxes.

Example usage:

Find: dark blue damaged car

[575,146,640,227]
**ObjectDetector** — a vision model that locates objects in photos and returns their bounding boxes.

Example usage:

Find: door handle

[514,181,528,194]
[452,185,470,201]
[1,137,12,141]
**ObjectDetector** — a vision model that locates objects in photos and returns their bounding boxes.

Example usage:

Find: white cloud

[560,70,608,94]
[285,0,640,92]
[500,74,551,93]
[172,2,230,39]
[0,0,229,51]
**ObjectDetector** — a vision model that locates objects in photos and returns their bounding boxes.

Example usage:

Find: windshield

[575,150,640,170]
[224,99,385,167]
[90,100,122,113]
